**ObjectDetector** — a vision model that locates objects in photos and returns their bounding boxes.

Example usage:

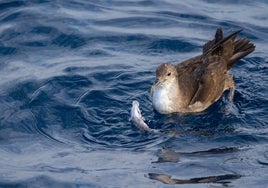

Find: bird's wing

[177,55,227,106]
[189,56,227,106]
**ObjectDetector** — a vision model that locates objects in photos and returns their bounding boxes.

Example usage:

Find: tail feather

[234,38,254,53]
[228,38,255,69]
[202,27,255,70]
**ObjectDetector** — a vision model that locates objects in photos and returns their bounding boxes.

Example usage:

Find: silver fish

[129,100,158,133]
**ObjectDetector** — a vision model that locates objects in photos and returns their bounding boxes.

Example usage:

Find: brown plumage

[151,27,255,114]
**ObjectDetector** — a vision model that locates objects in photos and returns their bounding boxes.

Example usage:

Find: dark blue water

[0,0,268,187]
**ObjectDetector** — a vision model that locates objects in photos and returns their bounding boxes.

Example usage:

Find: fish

[129,100,158,133]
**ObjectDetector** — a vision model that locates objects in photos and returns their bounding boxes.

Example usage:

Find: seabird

[151,27,255,114]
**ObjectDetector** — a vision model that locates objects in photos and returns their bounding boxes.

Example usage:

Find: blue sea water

[0,0,268,187]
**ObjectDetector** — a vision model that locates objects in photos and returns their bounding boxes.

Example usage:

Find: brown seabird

[151,27,255,114]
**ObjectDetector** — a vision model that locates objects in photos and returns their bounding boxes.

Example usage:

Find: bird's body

[151,28,255,114]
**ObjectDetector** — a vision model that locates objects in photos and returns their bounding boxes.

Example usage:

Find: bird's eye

[167,72,171,76]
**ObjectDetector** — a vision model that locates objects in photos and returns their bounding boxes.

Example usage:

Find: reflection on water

[154,147,239,163]
[150,147,241,185]
[148,173,241,185]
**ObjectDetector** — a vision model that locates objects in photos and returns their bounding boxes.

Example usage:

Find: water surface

[0,0,268,187]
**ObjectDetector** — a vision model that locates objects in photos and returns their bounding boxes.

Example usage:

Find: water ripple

[0,0,267,187]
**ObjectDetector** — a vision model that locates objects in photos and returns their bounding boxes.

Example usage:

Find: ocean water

[0,0,268,187]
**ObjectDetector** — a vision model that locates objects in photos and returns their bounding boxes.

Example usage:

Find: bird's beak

[150,78,161,94]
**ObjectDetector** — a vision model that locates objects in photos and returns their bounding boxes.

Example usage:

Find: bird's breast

[152,87,174,114]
